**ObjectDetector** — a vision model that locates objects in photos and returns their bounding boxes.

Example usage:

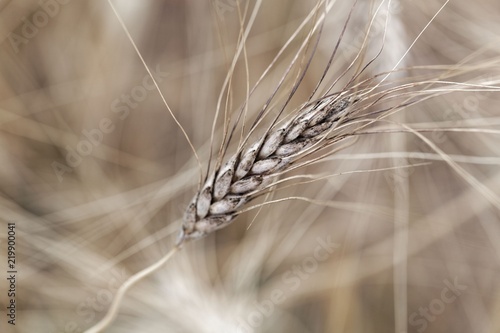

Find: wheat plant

[1,0,500,333]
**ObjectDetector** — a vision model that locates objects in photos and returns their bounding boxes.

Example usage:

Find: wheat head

[179,95,355,242]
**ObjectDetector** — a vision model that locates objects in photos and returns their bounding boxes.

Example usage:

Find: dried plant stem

[84,245,181,333]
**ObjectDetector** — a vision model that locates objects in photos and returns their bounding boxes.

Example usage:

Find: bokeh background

[1,0,500,332]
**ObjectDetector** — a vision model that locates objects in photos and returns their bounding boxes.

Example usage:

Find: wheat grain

[179,94,355,242]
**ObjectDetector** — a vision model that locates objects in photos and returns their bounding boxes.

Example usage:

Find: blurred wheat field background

[1,0,500,332]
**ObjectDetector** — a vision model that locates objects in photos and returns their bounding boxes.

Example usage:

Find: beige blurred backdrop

[0,0,500,332]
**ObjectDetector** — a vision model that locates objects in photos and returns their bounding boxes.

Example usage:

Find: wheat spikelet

[180,95,355,241]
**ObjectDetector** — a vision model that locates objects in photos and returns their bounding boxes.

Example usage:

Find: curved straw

[84,245,181,333]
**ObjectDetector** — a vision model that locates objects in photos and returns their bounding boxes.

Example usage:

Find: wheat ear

[179,94,355,242]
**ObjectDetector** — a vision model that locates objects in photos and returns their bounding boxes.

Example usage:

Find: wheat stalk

[81,0,500,332]
[179,94,355,242]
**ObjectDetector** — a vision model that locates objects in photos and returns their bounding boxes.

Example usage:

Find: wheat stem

[83,245,181,333]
